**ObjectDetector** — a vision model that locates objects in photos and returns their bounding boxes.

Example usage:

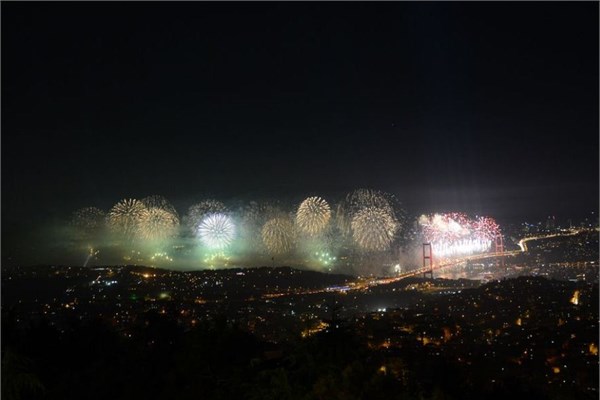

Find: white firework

[197,213,236,249]
[185,200,227,231]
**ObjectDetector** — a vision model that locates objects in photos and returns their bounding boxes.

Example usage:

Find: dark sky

[2,2,598,230]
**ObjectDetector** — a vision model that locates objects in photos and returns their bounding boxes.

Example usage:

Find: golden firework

[296,196,331,236]
[351,207,397,251]
[262,217,296,254]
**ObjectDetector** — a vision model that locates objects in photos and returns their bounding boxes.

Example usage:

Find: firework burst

[351,207,398,251]
[418,213,501,258]
[262,217,295,254]
[341,189,404,252]
[137,207,179,241]
[343,189,403,235]
[107,199,147,238]
[71,207,106,231]
[141,195,178,217]
[185,200,227,232]
[197,213,236,249]
[346,189,395,216]
[237,201,282,252]
[472,216,501,241]
[296,196,331,235]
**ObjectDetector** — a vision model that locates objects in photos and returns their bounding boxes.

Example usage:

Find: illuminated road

[517,228,590,252]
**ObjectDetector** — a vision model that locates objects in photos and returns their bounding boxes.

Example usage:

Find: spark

[419,213,501,258]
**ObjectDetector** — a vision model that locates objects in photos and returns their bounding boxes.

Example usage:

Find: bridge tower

[423,243,433,279]
[494,234,504,269]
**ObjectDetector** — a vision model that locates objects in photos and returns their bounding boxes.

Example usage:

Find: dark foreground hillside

[3,275,598,400]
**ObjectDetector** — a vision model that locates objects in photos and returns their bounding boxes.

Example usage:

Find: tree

[1,348,45,400]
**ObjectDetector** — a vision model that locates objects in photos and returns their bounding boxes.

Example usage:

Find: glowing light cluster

[150,252,173,262]
[197,213,235,249]
[570,290,580,305]
[418,213,501,258]
[203,251,231,267]
[315,251,336,266]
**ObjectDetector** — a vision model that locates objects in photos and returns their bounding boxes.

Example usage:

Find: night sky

[2,2,598,236]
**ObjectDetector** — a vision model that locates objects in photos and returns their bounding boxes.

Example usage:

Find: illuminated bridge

[262,228,595,298]
[367,228,596,288]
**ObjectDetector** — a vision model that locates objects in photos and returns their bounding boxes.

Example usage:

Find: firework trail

[83,248,100,267]
[333,202,352,238]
